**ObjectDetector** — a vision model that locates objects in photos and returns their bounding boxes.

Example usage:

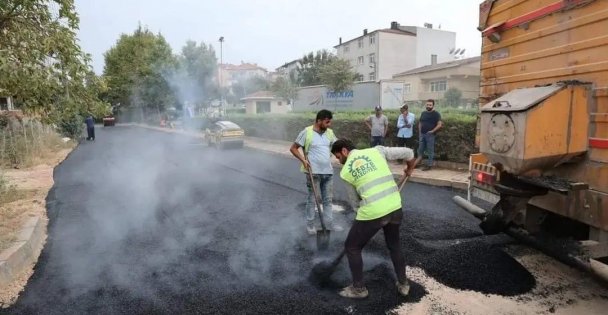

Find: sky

[75,0,484,74]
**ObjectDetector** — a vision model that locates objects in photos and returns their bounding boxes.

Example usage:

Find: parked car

[204,120,244,149]
[103,116,115,127]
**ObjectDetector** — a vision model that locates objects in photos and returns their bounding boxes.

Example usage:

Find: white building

[218,62,269,88]
[335,22,456,81]
[241,91,290,115]
[392,56,481,105]
[276,59,299,79]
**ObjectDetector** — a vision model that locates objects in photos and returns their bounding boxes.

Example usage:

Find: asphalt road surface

[4,127,536,315]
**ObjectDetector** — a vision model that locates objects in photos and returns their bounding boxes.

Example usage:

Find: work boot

[306,223,316,236]
[338,285,368,299]
[396,280,410,297]
[421,165,432,171]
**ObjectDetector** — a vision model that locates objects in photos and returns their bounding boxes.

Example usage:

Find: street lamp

[219,36,224,115]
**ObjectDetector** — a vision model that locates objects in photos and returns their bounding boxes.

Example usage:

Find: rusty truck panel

[476,0,608,237]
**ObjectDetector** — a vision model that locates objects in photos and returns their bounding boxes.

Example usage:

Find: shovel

[304,156,331,251]
[310,174,410,283]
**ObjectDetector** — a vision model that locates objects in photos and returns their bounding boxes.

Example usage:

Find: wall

[413,27,456,67]
[293,80,407,111]
[395,61,480,102]
[378,32,416,80]
[245,99,289,114]
[337,32,379,80]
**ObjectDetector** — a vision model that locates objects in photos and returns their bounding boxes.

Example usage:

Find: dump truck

[453,0,608,280]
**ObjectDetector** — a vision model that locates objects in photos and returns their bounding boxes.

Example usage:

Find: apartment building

[335,22,456,81]
[218,62,269,88]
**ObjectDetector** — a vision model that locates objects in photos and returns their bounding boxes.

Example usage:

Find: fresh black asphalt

[3,127,535,315]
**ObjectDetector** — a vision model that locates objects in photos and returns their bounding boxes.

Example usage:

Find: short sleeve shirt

[295,129,334,174]
[367,115,388,137]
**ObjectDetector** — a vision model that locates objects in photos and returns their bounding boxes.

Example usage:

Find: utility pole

[219,36,224,116]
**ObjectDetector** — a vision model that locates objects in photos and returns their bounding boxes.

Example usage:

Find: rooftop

[220,62,268,72]
[241,90,281,100]
[393,56,481,77]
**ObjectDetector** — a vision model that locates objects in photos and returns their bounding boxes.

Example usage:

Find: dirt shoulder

[0,146,73,307]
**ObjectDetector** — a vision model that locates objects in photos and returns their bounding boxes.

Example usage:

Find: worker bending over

[330,139,416,299]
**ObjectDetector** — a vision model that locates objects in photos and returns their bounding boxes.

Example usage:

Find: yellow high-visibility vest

[340,148,401,220]
[300,125,336,173]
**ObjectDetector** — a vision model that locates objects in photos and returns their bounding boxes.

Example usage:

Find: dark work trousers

[345,209,406,288]
[370,136,384,147]
[396,137,415,150]
[87,126,95,140]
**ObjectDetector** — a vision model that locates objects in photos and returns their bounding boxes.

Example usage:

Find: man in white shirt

[396,104,415,149]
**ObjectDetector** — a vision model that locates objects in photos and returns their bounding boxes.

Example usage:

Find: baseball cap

[374,106,382,111]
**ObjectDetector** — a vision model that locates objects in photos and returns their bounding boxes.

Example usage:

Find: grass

[0,120,71,168]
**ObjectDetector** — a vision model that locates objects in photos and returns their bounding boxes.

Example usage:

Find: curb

[0,216,46,287]
[131,124,469,191]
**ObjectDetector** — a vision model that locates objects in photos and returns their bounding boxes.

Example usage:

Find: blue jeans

[305,174,333,227]
[370,136,384,147]
[418,133,435,167]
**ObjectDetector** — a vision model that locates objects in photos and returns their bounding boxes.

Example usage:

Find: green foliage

[319,59,357,93]
[224,109,477,163]
[103,25,178,120]
[296,50,336,87]
[0,113,68,168]
[229,76,272,103]
[271,76,297,103]
[0,0,109,122]
[444,87,463,107]
[172,40,218,106]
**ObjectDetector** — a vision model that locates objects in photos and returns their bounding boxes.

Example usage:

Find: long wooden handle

[398,175,410,191]
[304,155,327,231]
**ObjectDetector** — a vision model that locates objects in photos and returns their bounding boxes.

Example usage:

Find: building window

[356,74,364,81]
[368,53,375,64]
[278,101,282,106]
[357,56,364,65]
[344,45,350,53]
[430,80,447,92]
[369,72,376,81]
[404,84,411,94]
[358,38,363,48]
[431,54,437,65]
[369,35,375,45]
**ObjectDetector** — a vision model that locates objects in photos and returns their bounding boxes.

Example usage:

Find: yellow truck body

[471,0,608,243]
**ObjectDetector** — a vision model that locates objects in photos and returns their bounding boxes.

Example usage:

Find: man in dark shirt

[85,115,95,141]
[416,99,442,171]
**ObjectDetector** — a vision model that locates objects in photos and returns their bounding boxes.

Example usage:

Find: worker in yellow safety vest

[289,109,342,235]
[331,138,416,299]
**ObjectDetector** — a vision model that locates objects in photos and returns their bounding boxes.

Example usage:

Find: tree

[319,59,357,93]
[103,25,178,121]
[444,87,463,107]
[0,0,109,125]
[271,76,297,104]
[228,76,271,103]
[171,40,218,107]
[296,50,336,86]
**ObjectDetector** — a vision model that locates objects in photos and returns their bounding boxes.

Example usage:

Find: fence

[0,115,65,168]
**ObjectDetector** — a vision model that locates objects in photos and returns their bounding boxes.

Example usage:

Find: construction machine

[454,0,608,281]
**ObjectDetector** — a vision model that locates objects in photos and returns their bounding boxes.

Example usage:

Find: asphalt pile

[5,128,535,315]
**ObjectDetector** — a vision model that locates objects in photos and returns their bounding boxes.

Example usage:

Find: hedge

[216,110,477,163]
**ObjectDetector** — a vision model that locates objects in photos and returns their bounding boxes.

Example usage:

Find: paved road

[5,127,535,315]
